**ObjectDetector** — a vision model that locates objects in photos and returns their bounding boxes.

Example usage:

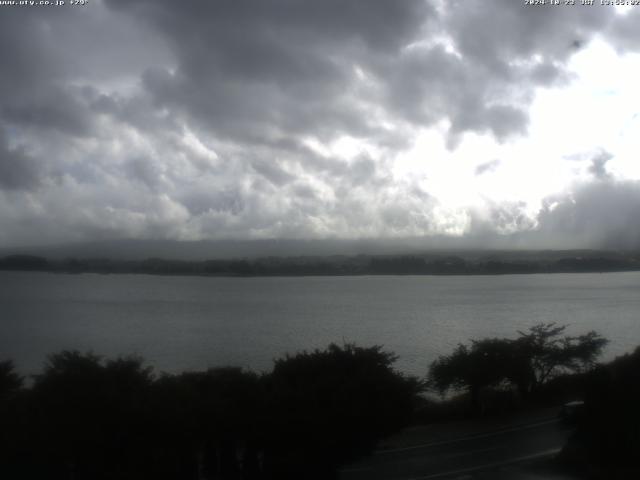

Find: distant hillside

[3,236,634,262]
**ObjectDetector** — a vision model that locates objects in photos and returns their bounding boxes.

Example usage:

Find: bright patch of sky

[393,37,640,225]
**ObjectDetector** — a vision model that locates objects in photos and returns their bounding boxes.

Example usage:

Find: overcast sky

[1,0,640,251]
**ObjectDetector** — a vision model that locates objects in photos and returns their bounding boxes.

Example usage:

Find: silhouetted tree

[515,323,608,394]
[428,338,521,413]
[192,367,264,479]
[428,324,608,412]
[263,343,422,479]
[147,367,265,480]
[28,351,155,480]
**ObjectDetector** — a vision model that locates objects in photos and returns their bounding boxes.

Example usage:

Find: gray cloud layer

[1,1,639,249]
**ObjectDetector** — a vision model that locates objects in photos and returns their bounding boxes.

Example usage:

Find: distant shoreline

[2,252,639,277]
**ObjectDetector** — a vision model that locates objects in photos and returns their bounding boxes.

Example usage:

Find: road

[340,414,575,480]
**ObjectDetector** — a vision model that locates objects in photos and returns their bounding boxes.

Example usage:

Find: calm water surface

[1,271,639,376]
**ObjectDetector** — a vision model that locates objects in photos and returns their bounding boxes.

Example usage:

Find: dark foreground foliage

[0,344,422,480]
[560,346,640,479]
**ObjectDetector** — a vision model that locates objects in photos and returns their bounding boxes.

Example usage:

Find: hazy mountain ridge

[2,237,640,261]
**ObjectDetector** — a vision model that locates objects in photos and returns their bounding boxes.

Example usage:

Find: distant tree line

[0,344,422,480]
[1,252,640,276]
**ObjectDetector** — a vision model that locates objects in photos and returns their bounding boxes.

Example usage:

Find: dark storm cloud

[0,9,85,139]
[3,87,93,137]
[178,189,245,217]
[250,159,297,187]
[0,129,42,191]
[0,10,98,137]
[108,0,433,143]
[0,10,59,92]
[124,157,162,189]
[105,0,611,149]
[0,2,172,137]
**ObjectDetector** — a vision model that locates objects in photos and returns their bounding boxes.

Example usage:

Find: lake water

[1,271,639,377]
